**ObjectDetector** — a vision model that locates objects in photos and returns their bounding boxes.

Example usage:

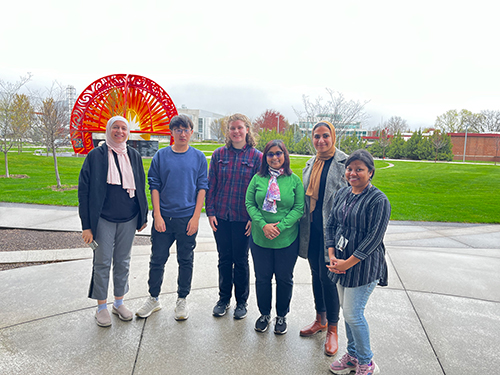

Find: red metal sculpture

[70,74,177,154]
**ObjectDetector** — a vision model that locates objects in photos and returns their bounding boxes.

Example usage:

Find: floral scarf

[262,167,284,213]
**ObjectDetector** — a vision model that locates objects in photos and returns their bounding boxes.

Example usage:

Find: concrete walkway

[0,202,499,375]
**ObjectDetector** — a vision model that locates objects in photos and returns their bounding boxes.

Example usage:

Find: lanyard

[341,193,360,226]
[341,184,371,226]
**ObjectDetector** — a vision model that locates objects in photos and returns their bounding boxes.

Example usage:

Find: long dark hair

[258,139,292,177]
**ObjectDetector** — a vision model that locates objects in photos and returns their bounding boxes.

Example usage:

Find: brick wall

[450,133,500,161]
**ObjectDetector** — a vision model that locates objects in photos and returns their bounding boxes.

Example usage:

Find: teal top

[245,172,304,249]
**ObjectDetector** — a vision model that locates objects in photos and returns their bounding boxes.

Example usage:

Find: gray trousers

[88,216,138,300]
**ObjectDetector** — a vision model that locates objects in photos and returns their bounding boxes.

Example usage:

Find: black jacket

[78,143,148,237]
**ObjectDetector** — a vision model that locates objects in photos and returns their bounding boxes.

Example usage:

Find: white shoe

[136,296,161,318]
[175,298,189,321]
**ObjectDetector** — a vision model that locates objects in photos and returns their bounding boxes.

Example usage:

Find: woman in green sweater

[245,139,304,334]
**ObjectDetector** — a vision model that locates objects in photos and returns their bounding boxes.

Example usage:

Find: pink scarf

[262,167,284,213]
[105,116,136,198]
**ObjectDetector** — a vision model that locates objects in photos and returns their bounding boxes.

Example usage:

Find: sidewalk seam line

[387,251,447,375]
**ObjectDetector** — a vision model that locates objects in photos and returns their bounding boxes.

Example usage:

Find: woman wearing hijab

[298,122,348,356]
[78,116,148,327]
[245,140,304,335]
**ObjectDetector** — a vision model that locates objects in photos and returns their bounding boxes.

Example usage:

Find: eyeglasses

[267,151,283,158]
[173,128,191,134]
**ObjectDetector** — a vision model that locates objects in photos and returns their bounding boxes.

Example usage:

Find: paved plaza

[0,202,499,374]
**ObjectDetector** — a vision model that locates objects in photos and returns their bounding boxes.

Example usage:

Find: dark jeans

[213,218,250,305]
[250,236,299,317]
[308,223,340,324]
[148,216,196,299]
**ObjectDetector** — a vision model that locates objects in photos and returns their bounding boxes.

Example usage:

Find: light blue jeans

[337,279,378,365]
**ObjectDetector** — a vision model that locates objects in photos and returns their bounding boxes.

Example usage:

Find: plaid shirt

[206,144,262,222]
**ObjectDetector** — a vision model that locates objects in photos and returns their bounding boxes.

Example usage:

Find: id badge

[337,235,348,252]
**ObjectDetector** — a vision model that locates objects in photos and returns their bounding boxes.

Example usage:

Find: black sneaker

[212,300,230,317]
[254,314,271,332]
[274,316,287,335]
[234,303,248,320]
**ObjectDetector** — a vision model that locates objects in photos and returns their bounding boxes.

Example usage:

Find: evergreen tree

[432,131,453,161]
[386,131,405,159]
[293,135,314,155]
[368,141,383,158]
[339,131,367,155]
[405,130,422,160]
[440,133,454,161]
[417,136,434,160]
[256,128,295,153]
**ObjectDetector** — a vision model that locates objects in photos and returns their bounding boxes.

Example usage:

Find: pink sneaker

[355,361,379,375]
[330,353,358,374]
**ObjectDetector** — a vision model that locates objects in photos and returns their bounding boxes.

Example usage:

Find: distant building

[449,132,500,162]
[298,114,369,139]
[177,106,224,141]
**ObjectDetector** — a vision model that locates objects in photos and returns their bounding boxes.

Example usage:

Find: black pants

[250,236,299,317]
[148,216,196,299]
[308,223,340,324]
[213,218,250,305]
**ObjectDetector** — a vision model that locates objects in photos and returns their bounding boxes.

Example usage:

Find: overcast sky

[2,0,499,129]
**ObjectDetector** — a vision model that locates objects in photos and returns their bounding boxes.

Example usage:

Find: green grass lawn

[373,160,500,223]
[1,148,499,223]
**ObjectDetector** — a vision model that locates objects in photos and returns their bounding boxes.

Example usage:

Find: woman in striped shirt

[326,149,391,375]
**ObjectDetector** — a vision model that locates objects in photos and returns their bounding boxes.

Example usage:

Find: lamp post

[462,123,469,163]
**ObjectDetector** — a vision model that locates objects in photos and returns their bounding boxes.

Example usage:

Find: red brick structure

[449,133,500,162]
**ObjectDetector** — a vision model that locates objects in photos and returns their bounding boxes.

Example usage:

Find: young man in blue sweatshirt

[136,114,208,320]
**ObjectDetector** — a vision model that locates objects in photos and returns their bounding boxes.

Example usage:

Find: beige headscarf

[105,116,136,198]
[305,121,337,213]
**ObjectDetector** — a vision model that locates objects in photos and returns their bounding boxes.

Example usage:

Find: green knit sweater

[245,172,304,249]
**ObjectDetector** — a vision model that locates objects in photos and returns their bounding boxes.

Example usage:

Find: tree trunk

[52,149,61,188]
[4,151,9,177]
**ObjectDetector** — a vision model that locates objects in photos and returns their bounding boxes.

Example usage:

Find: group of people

[78,113,391,375]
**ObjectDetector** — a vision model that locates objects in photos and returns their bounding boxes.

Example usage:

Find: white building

[298,114,369,140]
[177,106,224,141]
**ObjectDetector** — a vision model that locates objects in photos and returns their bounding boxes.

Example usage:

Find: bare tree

[478,110,500,132]
[34,83,70,188]
[0,73,32,177]
[293,88,370,145]
[209,117,227,143]
[374,116,409,135]
[378,129,391,159]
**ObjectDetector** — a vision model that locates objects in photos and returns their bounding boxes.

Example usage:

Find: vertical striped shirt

[325,185,391,287]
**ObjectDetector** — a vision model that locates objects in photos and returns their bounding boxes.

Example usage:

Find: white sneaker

[136,296,161,318]
[174,297,189,321]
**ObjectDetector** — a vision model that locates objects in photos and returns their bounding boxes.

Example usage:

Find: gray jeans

[88,216,138,300]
